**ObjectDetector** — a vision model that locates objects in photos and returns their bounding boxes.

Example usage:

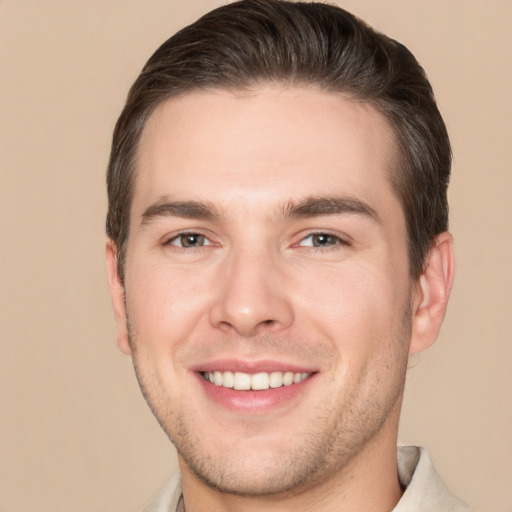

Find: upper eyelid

[295,230,352,244]
[302,233,345,241]
[163,229,218,245]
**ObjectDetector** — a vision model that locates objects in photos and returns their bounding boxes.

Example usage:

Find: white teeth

[234,372,251,390]
[222,371,234,388]
[283,372,294,386]
[269,371,283,388]
[205,370,310,390]
[294,372,309,384]
[251,372,269,390]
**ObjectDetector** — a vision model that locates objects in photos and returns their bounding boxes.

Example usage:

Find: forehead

[134,86,401,223]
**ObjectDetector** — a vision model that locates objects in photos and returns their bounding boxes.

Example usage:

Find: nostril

[254,319,277,334]
[258,319,276,329]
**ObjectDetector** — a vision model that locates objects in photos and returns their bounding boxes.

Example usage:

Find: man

[105,1,473,510]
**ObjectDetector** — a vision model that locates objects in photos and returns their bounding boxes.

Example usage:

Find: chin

[172,415,358,498]
[180,447,322,497]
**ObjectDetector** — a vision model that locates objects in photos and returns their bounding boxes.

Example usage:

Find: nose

[209,246,294,337]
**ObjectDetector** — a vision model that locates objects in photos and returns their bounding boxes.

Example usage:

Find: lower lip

[194,372,316,413]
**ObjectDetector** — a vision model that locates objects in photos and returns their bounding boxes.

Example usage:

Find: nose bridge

[209,240,293,336]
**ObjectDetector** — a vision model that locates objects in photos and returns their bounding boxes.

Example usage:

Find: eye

[299,233,345,248]
[167,233,212,248]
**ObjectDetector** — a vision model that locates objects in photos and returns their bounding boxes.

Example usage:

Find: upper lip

[190,358,317,374]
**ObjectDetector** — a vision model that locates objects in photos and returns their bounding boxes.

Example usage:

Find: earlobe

[409,232,455,354]
[105,239,132,355]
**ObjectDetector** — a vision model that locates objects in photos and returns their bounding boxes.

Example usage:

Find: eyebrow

[140,194,381,226]
[141,199,219,225]
[280,195,381,224]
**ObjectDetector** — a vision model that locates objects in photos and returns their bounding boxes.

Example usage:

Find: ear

[106,239,132,355]
[409,232,455,354]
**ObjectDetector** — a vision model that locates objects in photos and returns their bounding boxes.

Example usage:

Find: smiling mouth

[201,371,311,391]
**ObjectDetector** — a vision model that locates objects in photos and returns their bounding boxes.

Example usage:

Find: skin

[107,86,454,512]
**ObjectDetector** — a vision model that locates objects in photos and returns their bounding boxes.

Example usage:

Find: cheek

[296,263,404,328]
[124,265,211,399]
[292,261,411,371]
[125,262,212,350]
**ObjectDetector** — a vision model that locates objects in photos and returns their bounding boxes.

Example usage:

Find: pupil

[314,234,333,247]
[182,234,202,247]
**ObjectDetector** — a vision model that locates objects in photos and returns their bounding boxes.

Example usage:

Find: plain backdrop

[1,1,511,511]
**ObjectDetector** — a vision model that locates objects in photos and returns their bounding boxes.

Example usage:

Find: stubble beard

[127,307,412,498]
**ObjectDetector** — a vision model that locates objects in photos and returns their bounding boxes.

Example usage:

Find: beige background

[1,1,511,511]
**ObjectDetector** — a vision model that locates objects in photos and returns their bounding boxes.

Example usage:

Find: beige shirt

[143,446,474,512]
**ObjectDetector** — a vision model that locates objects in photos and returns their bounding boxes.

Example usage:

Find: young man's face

[108,86,431,496]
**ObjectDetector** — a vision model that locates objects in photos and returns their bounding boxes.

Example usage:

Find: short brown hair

[106,0,451,279]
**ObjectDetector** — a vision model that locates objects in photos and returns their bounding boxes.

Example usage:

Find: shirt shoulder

[394,446,475,512]
[143,474,182,512]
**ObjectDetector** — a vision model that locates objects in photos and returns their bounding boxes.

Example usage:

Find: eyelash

[163,230,350,251]
[295,231,350,251]
[163,231,216,250]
